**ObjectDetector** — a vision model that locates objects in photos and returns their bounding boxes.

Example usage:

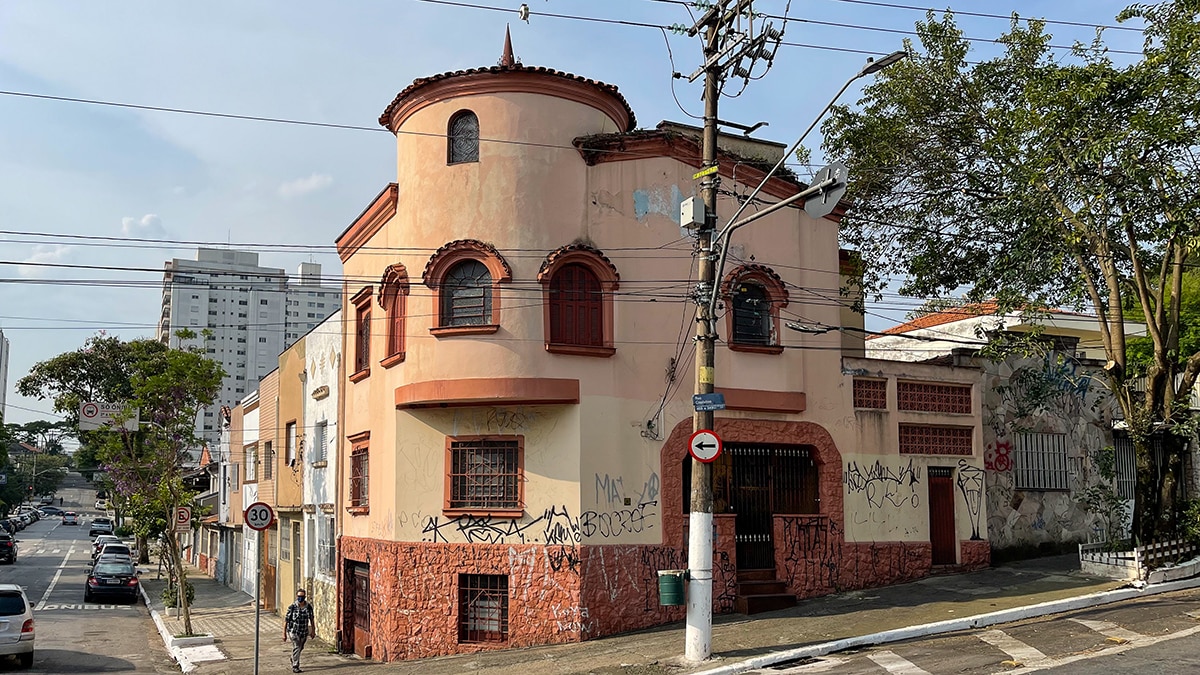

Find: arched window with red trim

[423,240,511,337]
[538,244,619,357]
[379,264,409,367]
[721,264,788,354]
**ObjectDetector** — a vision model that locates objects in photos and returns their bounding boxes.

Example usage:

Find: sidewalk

[141,555,1162,675]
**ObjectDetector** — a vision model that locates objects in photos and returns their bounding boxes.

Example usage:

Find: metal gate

[349,562,372,658]
[928,466,956,565]
[724,445,819,570]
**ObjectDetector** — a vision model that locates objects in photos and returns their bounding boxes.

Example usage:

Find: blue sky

[0,0,1147,426]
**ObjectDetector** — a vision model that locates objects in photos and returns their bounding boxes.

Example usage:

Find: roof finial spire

[500,24,515,67]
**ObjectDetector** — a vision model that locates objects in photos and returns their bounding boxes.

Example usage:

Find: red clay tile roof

[878,302,1001,335]
[378,64,636,131]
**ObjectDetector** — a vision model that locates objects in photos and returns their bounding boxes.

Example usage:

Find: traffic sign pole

[244,502,274,675]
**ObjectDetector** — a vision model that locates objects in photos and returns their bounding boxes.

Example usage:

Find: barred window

[262,441,274,480]
[897,381,972,414]
[853,378,887,409]
[458,574,508,643]
[311,421,328,464]
[350,444,369,508]
[440,260,492,327]
[318,515,336,574]
[899,424,973,455]
[1014,432,1070,491]
[448,437,522,512]
[280,524,291,561]
[448,110,480,164]
[731,282,772,346]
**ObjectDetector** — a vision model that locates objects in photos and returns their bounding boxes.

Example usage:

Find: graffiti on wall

[984,439,1013,472]
[844,459,922,509]
[956,460,985,540]
[580,502,657,539]
[775,515,929,594]
[421,505,581,545]
[594,472,661,508]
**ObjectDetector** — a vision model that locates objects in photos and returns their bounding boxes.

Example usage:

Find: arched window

[720,264,788,354]
[732,282,771,346]
[538,244,619,357]
[549,264,603,347]
[448,111,479,164]
[379,264,409,367]
[441,260,492,327]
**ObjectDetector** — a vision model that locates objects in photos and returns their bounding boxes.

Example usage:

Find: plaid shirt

[285,601,314,636]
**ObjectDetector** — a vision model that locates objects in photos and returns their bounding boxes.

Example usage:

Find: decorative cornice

[335,184,398,262]
[422,239,512,287]
[720,263,789,307]
[379,65,635,133]
[536,243,620,285]
[311,385,330,401]
[572,130,849,222]
[395,377,580,409]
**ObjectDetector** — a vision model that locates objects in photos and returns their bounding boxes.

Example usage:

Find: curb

[140,583,197,673]
[690,574,1200,675]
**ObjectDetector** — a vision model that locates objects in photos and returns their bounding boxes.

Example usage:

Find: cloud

[277,173,333,199]
[121,213,167,238]
[19,244,72,277]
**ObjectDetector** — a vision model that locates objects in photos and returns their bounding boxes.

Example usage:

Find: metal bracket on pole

[687,33,746,82]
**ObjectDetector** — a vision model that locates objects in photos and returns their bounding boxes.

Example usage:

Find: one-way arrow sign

[688,429,723,463]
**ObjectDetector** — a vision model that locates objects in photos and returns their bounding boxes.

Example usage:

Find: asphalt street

[0,472,175,674]
[752,587,1200,675]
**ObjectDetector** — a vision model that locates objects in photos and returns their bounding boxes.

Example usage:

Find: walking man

[283,588,316,673]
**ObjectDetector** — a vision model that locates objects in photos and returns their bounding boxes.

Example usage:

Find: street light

[685,49,908,663]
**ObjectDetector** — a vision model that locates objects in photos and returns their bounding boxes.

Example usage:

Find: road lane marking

[1070,618,1144,643]
[977,629,1047,666]
[866,650,932,674]
[39,603,135,611]
[35,544,75,611]
[1006,624,1200,674]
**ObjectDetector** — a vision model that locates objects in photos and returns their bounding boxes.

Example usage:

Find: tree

[821,1,1200,542]
[4,420,73,455]
[18,331,223,635]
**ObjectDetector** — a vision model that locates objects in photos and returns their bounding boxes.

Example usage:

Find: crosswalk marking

[977,629,1047,665]
[1070,618,1144,643]
[866,650,932,675]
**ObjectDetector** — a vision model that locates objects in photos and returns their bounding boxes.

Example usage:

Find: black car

[37,506,65,517]
[0,534,16,564]
[85,561,140,602]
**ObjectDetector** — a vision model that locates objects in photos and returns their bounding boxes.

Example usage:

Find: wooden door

[349,563,371,658]
[928,467,957,565]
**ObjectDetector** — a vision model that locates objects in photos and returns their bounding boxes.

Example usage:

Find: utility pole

[685,2,726,662]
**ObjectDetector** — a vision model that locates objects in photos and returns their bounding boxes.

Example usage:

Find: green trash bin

[657,569,688,606]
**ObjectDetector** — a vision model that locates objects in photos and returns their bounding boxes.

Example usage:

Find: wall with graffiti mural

[973,349,1117,554]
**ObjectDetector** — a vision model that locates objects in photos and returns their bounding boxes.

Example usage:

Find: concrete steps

[735,568,796,615]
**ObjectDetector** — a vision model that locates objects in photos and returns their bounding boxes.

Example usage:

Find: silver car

[0,583,34,668]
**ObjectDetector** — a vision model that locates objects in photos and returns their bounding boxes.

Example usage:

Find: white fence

[1079,538,1199,581]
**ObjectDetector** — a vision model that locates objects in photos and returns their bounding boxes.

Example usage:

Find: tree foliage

[17,331,223,635]
[822,0,1200,541]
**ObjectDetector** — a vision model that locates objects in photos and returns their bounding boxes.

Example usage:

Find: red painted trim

[395,378,580,409]
[336,184,398,262]
[715,387,806,413]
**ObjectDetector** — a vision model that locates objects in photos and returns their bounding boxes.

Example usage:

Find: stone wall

[975,350,1114,555]
[305,576,337,642]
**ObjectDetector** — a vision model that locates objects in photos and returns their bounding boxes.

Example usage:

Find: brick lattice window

[853,379,887,409]
[448,438,522,512]
[458,574,508,643]
[897,381,972,413]
[350,443,369,508]
[899,424,973,455]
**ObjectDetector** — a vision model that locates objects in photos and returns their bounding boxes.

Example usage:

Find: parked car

[94,500,108,511]
[85,561,140,603]
[8,519,24,532]
[15,515,31,528]
[0,583,34,667]
[38,496,53,506]
[0,534,16,565]
[91,535,120,556]
[36,507,64,517]
[88,517,114,537]
[61,513,78,526]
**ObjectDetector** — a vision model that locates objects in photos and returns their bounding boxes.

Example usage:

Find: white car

[0,583,34,668]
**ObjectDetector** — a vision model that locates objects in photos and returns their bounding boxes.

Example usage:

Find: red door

[349,563,371,659]
[928,467,957,565]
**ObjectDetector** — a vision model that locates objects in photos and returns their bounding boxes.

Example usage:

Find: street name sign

[688,429,723,463]
[692,393,726,412]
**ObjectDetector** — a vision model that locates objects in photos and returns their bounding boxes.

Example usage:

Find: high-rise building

[0,329,10,421]
[157,249,339,445]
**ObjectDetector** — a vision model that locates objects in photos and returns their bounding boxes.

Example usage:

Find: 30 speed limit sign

[244,502,275,531]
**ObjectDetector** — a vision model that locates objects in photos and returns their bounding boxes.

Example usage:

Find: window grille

[898,424,973,455]
[1013,432,1070,491]
[458,574,508,643]
[355,305,371,373]
[1112,436,1139,500]
[245,447,258,481]
[441,260,492,327]
[350,445,369,508]
[448,438,521,510]
[312,422,328,464]
[280,523,291,561]
[549,263,603,346]
[267,532,277,565]
[352,565,371,631]
[262,442,274,480]
[853,379,887,409]
[448,111,480,164]
[731,282,772,345]
[285,422,297,465]
[897,381,972,413]
[318,515,336,574]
